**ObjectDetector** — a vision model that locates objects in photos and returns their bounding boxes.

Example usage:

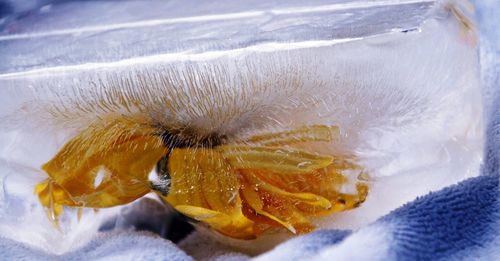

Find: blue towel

[0,1,498,260]
[256,174,499,260]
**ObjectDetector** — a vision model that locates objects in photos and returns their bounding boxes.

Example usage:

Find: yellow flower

[36,116,167,223]
[36,118,368,239]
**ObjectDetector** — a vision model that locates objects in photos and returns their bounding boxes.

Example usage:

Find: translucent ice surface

[0,0,483,254]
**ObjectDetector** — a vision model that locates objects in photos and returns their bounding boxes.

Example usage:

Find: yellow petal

[34,179,70,224]
[219,145,332,174]
[40,116,166,208]
[164,148,255,238]
[175,205,254,239]
[244,125,339,146]
[165,148,209,208]
[198,151,240,214]
[166,148,241,212]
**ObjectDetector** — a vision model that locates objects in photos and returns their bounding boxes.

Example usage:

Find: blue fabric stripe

[382,174,499,260]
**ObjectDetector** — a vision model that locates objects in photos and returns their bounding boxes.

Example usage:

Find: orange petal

[243,171,331,210]
[240,183,297,234]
